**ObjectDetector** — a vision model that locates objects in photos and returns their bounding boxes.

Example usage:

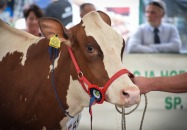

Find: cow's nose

[122,87,140,107]
[122,91,130,98]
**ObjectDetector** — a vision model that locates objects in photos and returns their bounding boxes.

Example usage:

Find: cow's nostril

[122,91,129,98]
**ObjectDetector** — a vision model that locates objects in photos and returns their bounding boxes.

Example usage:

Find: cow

[0,11,140,130]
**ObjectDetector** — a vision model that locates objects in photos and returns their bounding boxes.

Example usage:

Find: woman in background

[23,4,44,37]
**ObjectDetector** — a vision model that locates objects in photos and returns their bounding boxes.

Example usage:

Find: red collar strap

[67,46,134,104]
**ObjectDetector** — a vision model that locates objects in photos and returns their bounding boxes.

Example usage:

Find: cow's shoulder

[0,19,42,65]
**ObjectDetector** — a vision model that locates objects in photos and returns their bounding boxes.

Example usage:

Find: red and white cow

[0,11,140,130]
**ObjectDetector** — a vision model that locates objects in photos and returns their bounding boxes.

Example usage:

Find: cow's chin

[116,97,140,108]
[104,98,133,108]
[105,89,140,108]
[115,103,137,108]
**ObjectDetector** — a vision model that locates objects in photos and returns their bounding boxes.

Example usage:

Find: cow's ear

[38,17,71,46]
[97,11,111,26]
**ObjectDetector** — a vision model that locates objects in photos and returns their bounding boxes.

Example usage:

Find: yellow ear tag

[49,34,61,49]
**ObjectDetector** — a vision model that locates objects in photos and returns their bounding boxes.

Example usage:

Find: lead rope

[49,34,74,118]
[115,94,148,130]
[121,106,126,130]
[139,94,147,130]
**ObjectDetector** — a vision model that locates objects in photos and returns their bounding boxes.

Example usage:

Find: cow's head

[39,11,140,109]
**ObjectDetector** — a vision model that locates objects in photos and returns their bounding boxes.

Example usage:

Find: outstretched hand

[131,77,152,94]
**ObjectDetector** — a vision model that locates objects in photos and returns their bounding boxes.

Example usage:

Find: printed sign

[66,113,81,130]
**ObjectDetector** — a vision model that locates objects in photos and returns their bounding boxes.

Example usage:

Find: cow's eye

[87,45,94,53]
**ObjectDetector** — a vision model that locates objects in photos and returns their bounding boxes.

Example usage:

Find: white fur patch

[60,77,89,130]
[48,51,61,78]
[0,20,41,65]
[66,76,90,116]
[82,12,124,77]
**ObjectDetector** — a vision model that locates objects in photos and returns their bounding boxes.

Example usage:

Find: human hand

[131,77,151,94]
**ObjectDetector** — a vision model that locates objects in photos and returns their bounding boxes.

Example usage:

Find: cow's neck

[54,45,90,128]
[51,45,89,129]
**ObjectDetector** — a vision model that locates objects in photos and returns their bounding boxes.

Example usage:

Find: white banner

[123,54,187,77]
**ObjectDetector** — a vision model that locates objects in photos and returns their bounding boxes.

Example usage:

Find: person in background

[45,0,72,26]
[132,72,187,94]
[79,3,96,18]
[65,2,96,28]
[127,0,181,53]
[0,0,12,24]
[33,0,52,12]
[23,4,44,37]
[0,0,7,20]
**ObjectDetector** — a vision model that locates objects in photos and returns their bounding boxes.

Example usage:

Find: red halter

[67,46,134,104]
[68,46,134,129]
